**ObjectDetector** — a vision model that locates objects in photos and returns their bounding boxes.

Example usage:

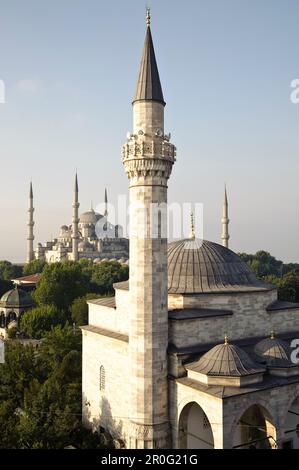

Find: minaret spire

[72,173,79,261]
[104,188,108,217]
[221,184,230,248]
[133,10,165,105]
[27,181,35,263]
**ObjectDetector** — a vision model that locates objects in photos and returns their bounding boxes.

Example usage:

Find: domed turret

[186,337,264,387]
[0,287,33,308]
[253,333,299,377]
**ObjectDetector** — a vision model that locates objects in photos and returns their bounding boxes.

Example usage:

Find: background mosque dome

[0,287,33,308]
[167,239,274,294]
[60,225,68,231]
[79,209,100,225]
[78,240,93,250]
[254,335,293,367]
[190,340,263,377]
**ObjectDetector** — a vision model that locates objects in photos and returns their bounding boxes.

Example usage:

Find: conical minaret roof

[133,12,165,105]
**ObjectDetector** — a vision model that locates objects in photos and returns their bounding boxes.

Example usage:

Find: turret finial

[146,7,151,27]
[189,212,195,240]
[224,334,229,345]
[270,330,275,340]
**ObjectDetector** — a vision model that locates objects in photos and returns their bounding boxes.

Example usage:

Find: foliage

[0,261,22,281]
[33,262,89,312]
[238,250,283,278]
[0,279,13,297]
[70,293,106,326]
[22,259,46,276]
[0,326,108,448]
[264,271,299,303]
[7,327,18,339]
[91,260,129,294]
[20,305,66,339]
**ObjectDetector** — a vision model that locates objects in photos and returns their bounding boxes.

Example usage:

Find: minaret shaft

[72,174,79,261]
[27,183,35,263]
[221,186,230,248]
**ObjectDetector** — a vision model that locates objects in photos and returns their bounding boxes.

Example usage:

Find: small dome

[193,341,263,377]
[168,239,274,294]
[0,287,33,308]
[78,240,93,251]
[60,225,68,231]
[254,335,293,367]
[79,209,100,225]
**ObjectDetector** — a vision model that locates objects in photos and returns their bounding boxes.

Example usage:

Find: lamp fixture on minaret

[221,184,230,248]
[26,181,35,263]
[72,173,80,261]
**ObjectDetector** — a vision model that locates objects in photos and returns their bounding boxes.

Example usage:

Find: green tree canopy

[20,305,66,339]
[0,261,22,281]
[91,260,129,294]
[23,259,46,276]
[32,262,90,312]
[70,293,106,326]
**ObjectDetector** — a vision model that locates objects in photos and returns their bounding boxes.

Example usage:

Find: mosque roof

[254,335,294,367]
[167,239,275,294]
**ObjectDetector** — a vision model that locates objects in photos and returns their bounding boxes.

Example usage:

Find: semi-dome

[0,287,33,308]
[254,335,293,367]
[168,239,274,294]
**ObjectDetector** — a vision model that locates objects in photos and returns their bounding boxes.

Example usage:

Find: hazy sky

[0,0,299,263]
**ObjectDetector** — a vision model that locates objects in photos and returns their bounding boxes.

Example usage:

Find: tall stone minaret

[72,173,80,261]
[221,185,230,248]
[27,182,35,263]
[122,10,176,449]
[104,188,108,217]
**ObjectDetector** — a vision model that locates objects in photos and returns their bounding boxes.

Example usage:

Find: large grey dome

[167,239,274,294]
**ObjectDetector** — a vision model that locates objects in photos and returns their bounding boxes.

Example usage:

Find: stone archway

[232,404,277,449]
[178,402,214,449]
[283,396,299,449]
[6,311,17,327]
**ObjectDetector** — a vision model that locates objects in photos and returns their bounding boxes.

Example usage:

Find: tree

[91,261,129,294]
[33,262,89,312]
[238,251,283,278]
[0,279,13,297]
[264,271,299,303]
[0,261,22,281]
[20,305,66,339]
[0,400,20,448]
[23,259,46,276]
[70,293,105,326]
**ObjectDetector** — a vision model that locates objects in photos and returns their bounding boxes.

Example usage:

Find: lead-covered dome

[79,209,102,225]
[192,341,262,377]
[254,335,293,367]
[0,287,33,308]
[168,239,274,294]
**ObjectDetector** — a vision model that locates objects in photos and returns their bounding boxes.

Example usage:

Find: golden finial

[190,212,195,240]
[270,330,275,340]
[224,334,228,345]
[146,7,151,27]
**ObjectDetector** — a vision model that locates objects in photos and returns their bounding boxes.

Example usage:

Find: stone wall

[169,290,299,348]
[82,328,130,443]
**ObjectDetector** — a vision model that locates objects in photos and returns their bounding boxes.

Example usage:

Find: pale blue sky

[0,0,299,263]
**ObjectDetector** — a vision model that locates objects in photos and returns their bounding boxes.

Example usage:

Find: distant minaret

[104,188,108,217]
[221,185,230,248]
[72,173,80,261]
[27,182,35,263]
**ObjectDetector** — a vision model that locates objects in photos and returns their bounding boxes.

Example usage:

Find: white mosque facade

[81,13,299,450]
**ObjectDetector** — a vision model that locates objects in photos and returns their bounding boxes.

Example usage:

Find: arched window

[99,365,105,391]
